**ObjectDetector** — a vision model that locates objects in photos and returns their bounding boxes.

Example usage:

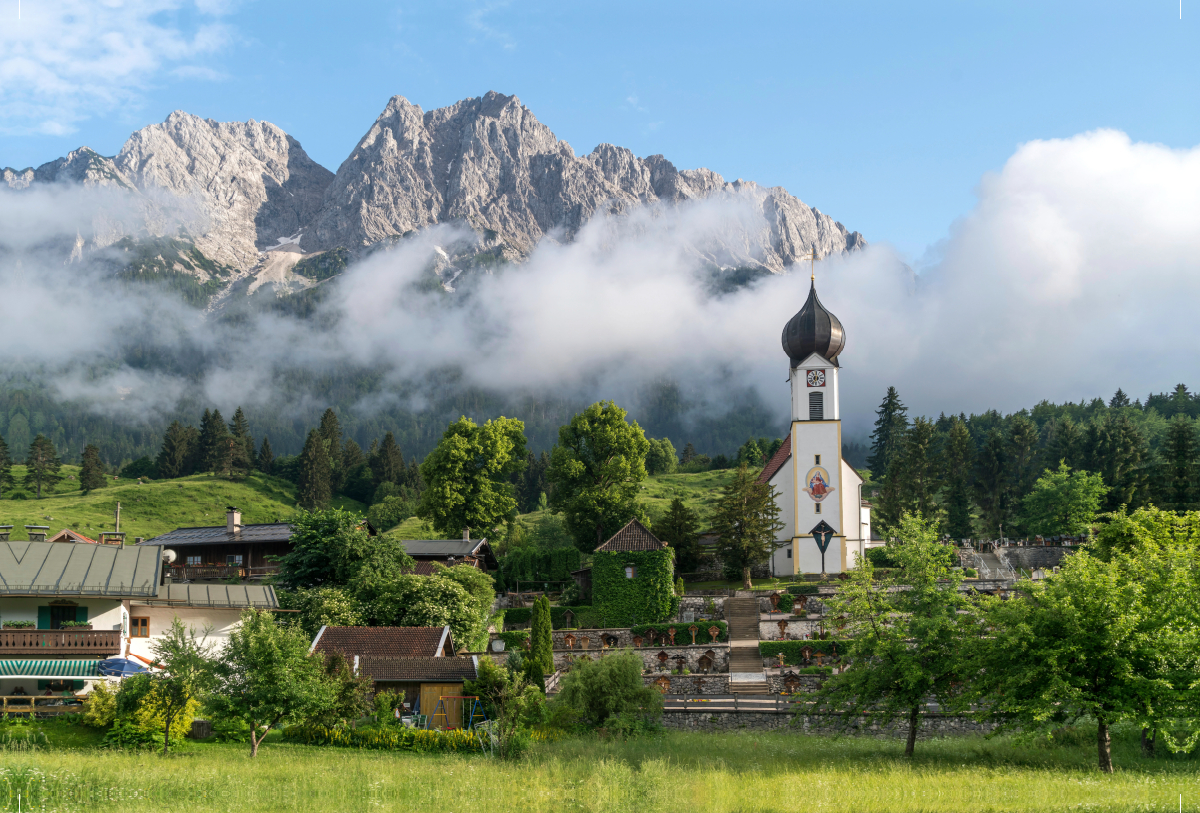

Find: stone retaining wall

[997,546,1075,571]
[677,596,726,619]
[552,644,729,673]
[758,619,823,640]
[642,674,730,694]
[765,673,824,693]
[662,709,997,738]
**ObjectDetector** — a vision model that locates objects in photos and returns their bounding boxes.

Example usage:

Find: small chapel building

[756,279,872,575]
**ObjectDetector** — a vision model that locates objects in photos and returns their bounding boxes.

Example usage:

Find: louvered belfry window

[809,391,824,421]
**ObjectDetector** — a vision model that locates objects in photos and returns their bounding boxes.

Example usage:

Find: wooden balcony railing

[166,565,280,581]
[0,696,88,715]
[0,630,122,655]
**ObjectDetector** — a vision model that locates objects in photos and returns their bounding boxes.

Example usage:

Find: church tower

[758,279,870,575]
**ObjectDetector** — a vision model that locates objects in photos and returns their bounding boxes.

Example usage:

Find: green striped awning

[0,660,101,678]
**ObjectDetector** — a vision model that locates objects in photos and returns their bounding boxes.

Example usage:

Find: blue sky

[2,0,1196,260]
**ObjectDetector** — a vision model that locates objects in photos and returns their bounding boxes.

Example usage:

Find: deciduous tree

[1019,462,1108,537]
[548,401,650,553]
[149,617,212,755]
[418,416,527,538]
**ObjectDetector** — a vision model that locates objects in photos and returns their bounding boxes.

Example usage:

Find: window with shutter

[809,392,824,420]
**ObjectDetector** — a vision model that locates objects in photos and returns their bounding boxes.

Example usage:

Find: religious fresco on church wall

[803,466,836,502]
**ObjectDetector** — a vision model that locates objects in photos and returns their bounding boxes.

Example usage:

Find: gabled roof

[401,539,496,568]
[45,529,97,545]
[310,626,454,659]
[140,523,293,548]
[137,583,279,609]
[595,519,667,553]
[0,542,161,597]
[757,435,791,485]
[358,655,477,682]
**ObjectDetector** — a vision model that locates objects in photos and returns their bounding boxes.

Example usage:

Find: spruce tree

[941,417,974,539]
[711,463,785,588]
[370,431,405,487]
[79,444,106,492]
[297,429,332,510]
[1006,414,1040,500]
[899,417,937,518]
[529,595,554,676]
[680,442,697,464]
[1041,415,1083,471]
[972,428,1009,536]
[155,421,193,479]
[180,425,202,476]
[341,438,365,472]
[867,387,909,479]
[257,437,274,475]
[1109,388,1131,409]
[1159,415,1198,511]
[24,434,62,499]
[318,408,342,448]
[653,497,702,573]
[197,409,230,474]
[0,433,14,497]
[227,407,255,478]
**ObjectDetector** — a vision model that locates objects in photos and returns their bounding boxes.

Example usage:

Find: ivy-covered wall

[592,549,677,626]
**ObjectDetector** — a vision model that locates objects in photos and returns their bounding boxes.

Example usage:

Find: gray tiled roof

[0,542,162,597]
[358,655,477,682]
[594,519,667,553]
[144,583,279,609]
[140,523,293,547]
[401,539,496,568]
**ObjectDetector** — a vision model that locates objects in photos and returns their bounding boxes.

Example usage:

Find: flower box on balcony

[1,622,34,629]
[58,623,93,630]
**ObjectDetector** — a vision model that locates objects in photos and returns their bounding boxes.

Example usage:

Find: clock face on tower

[806,369,826,387]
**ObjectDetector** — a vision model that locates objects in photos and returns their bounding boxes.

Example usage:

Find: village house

[139,508,292,581]
[402,533,497,574]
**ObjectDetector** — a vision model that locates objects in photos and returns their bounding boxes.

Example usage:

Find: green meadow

[1,727,1197,812]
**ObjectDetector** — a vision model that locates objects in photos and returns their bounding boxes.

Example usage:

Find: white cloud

[0,0,234,135]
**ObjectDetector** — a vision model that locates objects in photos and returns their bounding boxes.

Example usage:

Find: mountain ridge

[3,91,865,303]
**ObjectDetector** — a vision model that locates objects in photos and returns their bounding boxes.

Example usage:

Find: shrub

[864,547,899,569]
[674,577,686,596]
[529,596,554,675]
[282,724,483,752]
[964,567,978,578]
[373,690,406,723]
[463,657,510,719]
[492,630,530,651]
[630,621,727,645]
[553,650,662,731]
[504,605,594,629]
[82,681,118,728]
[211,718,252,743]
[772,593,795,613]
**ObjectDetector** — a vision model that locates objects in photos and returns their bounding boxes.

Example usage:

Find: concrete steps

[724,596,765,690]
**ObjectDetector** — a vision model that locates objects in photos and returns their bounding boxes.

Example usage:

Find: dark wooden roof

[359,656,477,682]
[757,435,791,485]
[310,626,453,659]
[140,523,293,548]
[595,519,667,553]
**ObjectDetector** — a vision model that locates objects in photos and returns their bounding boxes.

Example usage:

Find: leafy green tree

[227,407,255,478]
[529,595,553,675]
[197,409,230,474]
[306,650,373,729]
[966,550,1151,772]
[369,431,405,489]
[1157,415,1198,511]
[149,617,212,755]
[276,508,414,589]
[279,586,366,637]
[366,494,417,533]
[941,416,974,538]
[548,401,650,553]
[208,609,337,757]
[79,443,106,492]
[653,498,702,573]
[418,416,527,538]
[155,421,193,479]
[358,567,492,652]
[1019,462,1108,537]
[866,386,909,479]
[256,437,274,475]
[711,463,785,587]
[553,650,661,730]
[736,437,764,467]
[297,429,332,510]
[814,513,972,757]
[645,437,678,475]
[0,433,14,497]
[23,434,62,498]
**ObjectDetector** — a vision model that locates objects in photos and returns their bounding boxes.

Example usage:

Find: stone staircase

[724,597,769,694]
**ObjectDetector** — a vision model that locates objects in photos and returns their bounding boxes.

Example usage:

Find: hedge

[504,606,596,629]
[492,630,529,650]
[592,548,676,626]
[497,546,581,588]
[282,724,482,752]
[786,585,821,596]
[630,621,727,645]
[759,640,842,665]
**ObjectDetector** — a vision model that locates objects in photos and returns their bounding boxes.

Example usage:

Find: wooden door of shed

[420,683,463,729]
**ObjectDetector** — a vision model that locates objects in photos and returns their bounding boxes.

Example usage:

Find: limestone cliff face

[311,91,864,270]
[3,91,864,280]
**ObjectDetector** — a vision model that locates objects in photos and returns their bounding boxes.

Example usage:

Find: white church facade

[757,280,872,575]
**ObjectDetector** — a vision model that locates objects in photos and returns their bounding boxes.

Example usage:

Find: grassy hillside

[0,466,364,542]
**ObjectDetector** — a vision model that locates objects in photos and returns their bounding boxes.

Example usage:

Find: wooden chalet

[139,508,291,581]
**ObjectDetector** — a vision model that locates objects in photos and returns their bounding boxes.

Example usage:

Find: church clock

[806,369,826,387]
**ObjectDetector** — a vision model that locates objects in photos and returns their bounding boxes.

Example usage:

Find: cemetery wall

[677,596,726,619]
[766,673,824,693]
[642,674,730,694]
[997,546,1075,571]
[758,619,823,640]
[553,644,729,673]
[661,709,997,738]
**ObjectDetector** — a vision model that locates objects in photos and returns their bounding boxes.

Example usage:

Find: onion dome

[781,280,845,367]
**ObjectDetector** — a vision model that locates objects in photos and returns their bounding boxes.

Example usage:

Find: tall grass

[1,728,1197,812]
